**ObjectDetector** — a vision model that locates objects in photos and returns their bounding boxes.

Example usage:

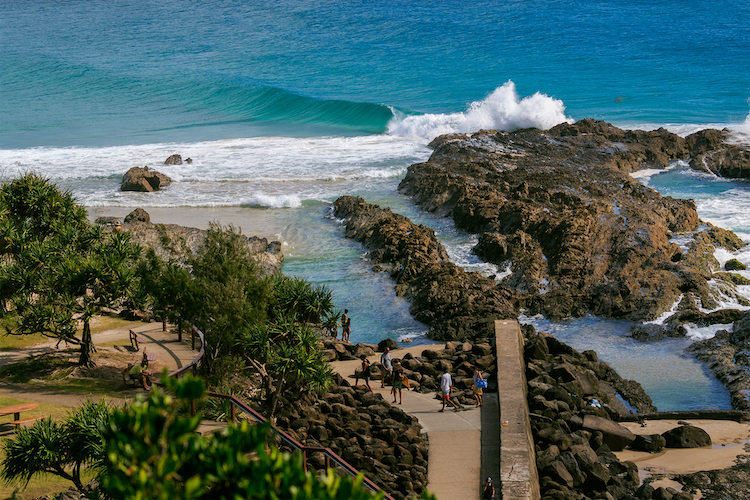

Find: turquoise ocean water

[2,0,750,410]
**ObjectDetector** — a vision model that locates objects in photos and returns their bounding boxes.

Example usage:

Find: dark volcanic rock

[398,121,747,321]
[686,129,750,178]
[725,258,747,271]
[524,324,650,499]
[662,425,712,448]
[687,310,750,411]
[333,196,516,341]
[164,154,183,165]
[121,166,172,192]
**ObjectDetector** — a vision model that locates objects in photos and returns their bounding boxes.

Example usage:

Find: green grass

[0,315,143,352]
[0,354,73,384]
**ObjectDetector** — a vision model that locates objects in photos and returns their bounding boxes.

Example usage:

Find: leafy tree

[181,223,274,376]
[0,174,142,366]
[1,400,111,491]
[272,275,335,324]
[239,317,333,419]
[99,374,399,500]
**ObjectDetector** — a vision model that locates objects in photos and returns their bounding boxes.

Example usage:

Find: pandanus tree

[0,174,141,366]
[238,313,333,420]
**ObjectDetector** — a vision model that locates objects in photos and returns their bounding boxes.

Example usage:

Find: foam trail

[242,193,302,208]
[387,81,573,140]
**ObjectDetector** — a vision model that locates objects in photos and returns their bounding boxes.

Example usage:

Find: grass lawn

[0,315,142,351]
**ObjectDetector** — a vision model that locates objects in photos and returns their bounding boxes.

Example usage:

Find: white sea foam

[644,295,683,325]
[0,135,431,208]
[629,161,681,185]
[386,81,574,140]
[684,323,734,341]
[734,111,750,138]
[242,194,302,208]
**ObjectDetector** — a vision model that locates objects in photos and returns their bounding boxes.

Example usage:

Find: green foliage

[271,275,335,324]
[0,174,142,366]
[182,223,274,375]
[237,316,333,418]
[99,374,390,500]
[1,400,111,490]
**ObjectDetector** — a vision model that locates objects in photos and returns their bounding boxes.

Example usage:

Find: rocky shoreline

[398,120,747,324]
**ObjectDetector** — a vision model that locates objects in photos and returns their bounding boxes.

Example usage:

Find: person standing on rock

[439,367,460,412]
[341,309,351,342]
[355,355,373,392]
[380,347,393,387]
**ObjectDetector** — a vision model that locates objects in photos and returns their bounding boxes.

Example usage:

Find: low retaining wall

[494,320,540,500]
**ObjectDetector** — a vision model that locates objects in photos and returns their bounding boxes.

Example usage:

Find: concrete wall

[494,320,540,500]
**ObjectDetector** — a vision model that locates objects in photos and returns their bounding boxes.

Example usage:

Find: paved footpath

[331,344,499,500]
[0,322,199,408]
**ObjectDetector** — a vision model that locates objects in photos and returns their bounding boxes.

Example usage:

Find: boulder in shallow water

[164,154,183,165]
[725,258,747,271]
[121,166,172,192]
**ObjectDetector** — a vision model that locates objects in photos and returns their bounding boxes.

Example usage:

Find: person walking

[439,367,460,412]
[483,477,495,499]
[354,355,373,392]
[391,366,404,404]
[380,347,393,388]
[473,368,484,407]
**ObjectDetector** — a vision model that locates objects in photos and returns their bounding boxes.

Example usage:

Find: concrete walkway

[331,344,499,500]
[0,321,200,408]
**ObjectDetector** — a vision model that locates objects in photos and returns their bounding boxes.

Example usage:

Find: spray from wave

[736,110,750,138]
[387,81,574,140]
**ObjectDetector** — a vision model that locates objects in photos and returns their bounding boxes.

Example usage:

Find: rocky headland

[96,208,284,275]
[398,120,748,322]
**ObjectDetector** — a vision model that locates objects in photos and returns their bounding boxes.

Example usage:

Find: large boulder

[581,415,636,451]
[164,154,183,165]
[121,166,172,192]
[662,425,712,448]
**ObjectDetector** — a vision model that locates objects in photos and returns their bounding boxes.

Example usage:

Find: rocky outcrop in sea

[333,196,517,340]
[398,120,747,322]
[121,166,172,192]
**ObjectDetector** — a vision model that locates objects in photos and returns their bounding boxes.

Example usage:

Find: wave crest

[387,81,573,140]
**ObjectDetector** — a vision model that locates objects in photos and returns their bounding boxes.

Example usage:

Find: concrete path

[331,344,499,500]
[0,321,200,408]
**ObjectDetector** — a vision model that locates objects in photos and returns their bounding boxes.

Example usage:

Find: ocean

[2,0,750,410]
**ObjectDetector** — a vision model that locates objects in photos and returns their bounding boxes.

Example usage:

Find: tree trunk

[269,375,285,419]
[78,319,96,367]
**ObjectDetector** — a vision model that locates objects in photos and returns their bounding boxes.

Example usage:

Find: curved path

[0,322,199,409]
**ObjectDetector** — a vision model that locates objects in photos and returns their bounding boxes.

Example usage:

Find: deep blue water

[2,0,750,410]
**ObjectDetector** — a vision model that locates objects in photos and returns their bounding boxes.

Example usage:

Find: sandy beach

[616,419,750,478]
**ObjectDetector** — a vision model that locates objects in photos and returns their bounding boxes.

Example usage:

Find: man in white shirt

[380,347,393,388]
[439,367,461,412]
